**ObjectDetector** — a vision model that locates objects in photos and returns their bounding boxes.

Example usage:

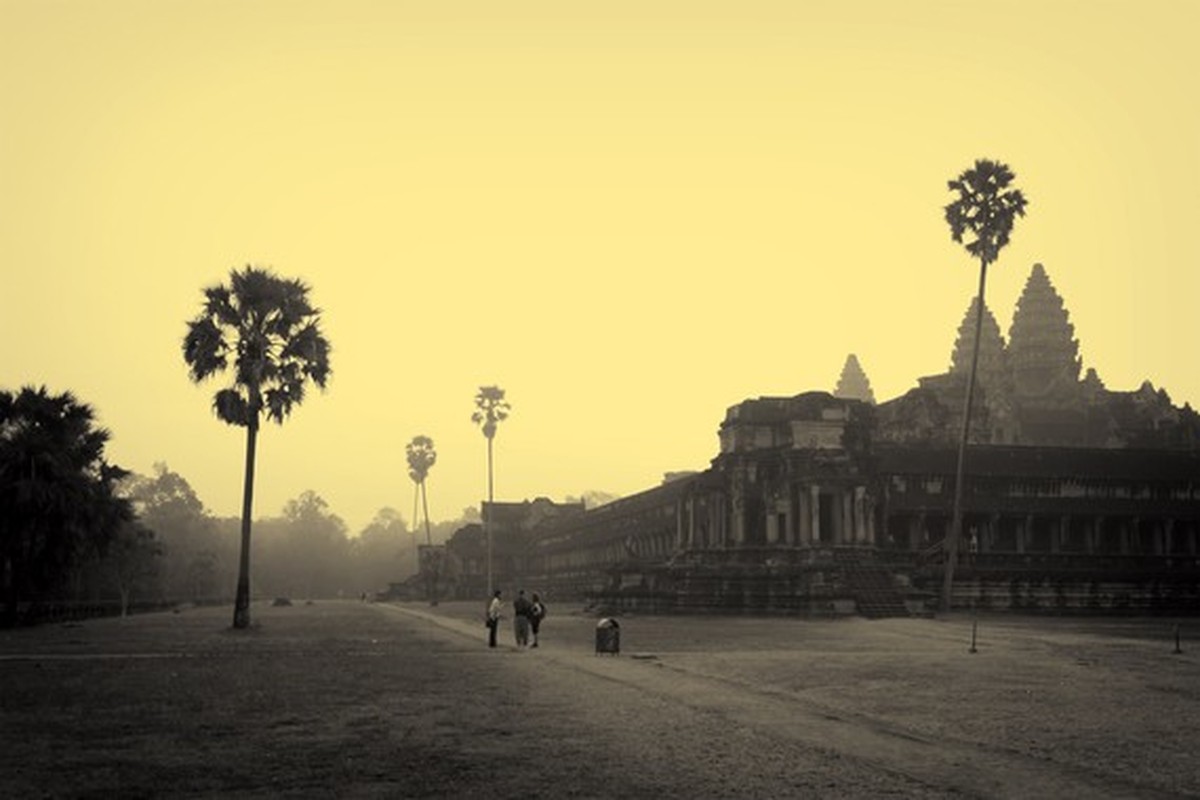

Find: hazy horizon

[4,1,1198,534]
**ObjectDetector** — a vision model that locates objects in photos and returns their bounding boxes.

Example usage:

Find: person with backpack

[486,589,503,648]
[529,592,546,648]
[512,589,532,647]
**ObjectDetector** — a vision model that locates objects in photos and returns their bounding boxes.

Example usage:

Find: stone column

[785,488,797,546]
[1051,516,1065,554]
[1017,515,1030,554]
[731,477,746,546]
[710,495,722,549]
[766,505,779,545]
[706,495,718,549]
[853,487,866,544]
[688,496,697,549]
[677,497,687,550]
[866,495,877,545]
[841,491,852,545]
[800,485,810,545]
[810,485,821,545]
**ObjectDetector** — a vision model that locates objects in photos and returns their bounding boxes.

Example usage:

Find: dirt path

[382,603,1189,799]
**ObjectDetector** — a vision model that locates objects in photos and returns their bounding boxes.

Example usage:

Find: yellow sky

[2,1,1198,533]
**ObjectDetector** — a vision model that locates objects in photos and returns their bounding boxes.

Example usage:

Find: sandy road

[379,602,1188,799]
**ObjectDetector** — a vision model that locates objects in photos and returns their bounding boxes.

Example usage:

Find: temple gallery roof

[876,444,1200,482]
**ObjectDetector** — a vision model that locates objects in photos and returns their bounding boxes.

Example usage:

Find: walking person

[486,589,503,648]
[512,589,532,647]
[529,592,546,648]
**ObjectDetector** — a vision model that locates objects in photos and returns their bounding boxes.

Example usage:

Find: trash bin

[595,617,620,655]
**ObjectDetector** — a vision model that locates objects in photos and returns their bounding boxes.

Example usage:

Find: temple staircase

[834,550,911,619]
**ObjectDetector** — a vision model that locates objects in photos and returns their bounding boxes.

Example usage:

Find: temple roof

[876,444,1200,481]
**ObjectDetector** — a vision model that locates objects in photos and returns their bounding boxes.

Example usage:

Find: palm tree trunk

[421,480,432,547]
[412,486,420,548]
[233,419,259,629]
[410,487,419,577]
[486,435,494,598]
[421,479,437,606]
[942,259,989,612]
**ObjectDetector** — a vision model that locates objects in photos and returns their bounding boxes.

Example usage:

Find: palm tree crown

[944,158,1028,267]
[183,266,331,427]
[471,386,510,440]
[405,435,437,487]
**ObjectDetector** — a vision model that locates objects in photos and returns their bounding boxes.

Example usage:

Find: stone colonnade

[889,512,1200,556]
[677,481,877,550]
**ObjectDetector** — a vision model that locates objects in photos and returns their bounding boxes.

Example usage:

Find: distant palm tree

[405,435,437,546]
[406,435,437,603]
[942,159,1028,611]
[472,386,510,597]
[183,266,331,629]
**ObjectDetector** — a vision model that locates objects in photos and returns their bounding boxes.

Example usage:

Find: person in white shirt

[486,590,503,648]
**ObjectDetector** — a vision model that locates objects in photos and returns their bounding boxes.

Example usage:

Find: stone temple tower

[948,296,1016,443]
[1007,263,1082,402]
[834,354,876,405]
[949,296,1011,395]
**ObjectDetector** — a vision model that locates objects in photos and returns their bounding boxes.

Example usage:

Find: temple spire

[1007,263,1081,400]
[834,354,876,404]
[950,297,1009,394]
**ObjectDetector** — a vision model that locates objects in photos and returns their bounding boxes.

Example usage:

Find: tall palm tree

[183,266,331,629]
[942,159,1028,611]
[471,386,510,597]
[405,435,439,604]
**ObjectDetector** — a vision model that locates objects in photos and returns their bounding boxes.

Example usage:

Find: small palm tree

[405,435,437,546]
[183,266,331,629]
[405,435,440,605]
[471,386,510,597]
[942,159,1028,611]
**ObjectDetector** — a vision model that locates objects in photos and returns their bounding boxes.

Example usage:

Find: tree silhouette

[107,521,161,617]
[183,266,331,628]
[406,435,439,604]
[942,159,1027,611]
[0,386,132,626]
[472,386,510,597]
[405,436,437,546]
[126,463,220,602]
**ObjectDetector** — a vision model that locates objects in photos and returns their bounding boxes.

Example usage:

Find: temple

[437,264,1200,615]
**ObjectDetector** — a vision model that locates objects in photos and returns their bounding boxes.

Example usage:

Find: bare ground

[1,600,1197,798]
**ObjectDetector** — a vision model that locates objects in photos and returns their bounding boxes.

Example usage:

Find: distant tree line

[0,393,476,626]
